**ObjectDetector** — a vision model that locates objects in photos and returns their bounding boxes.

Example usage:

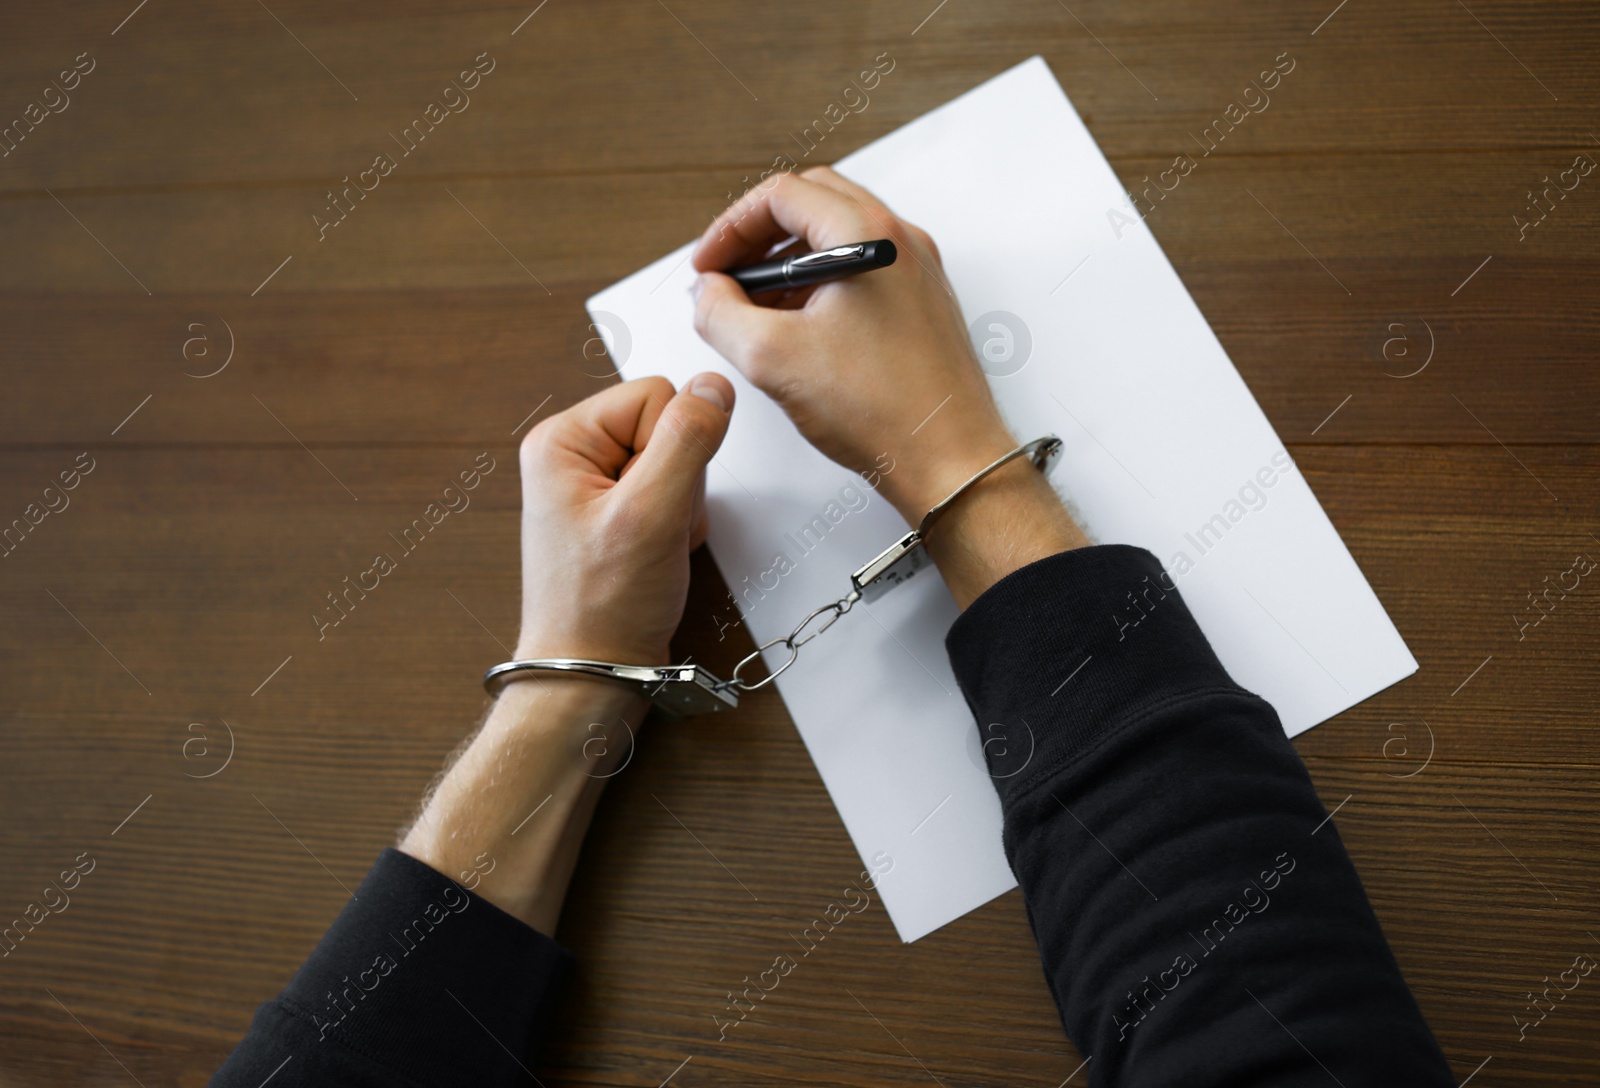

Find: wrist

[880,422,1028,526]
[489,673,649,759]
[918,456,1089,610]
[510,632,670,668]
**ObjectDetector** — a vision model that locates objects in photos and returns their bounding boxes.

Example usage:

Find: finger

[530,376,675,482]
[693,173,877,274]
[799,166,907,244]
[617,372,736,518]
[692,271,797,375]
[801,165,943,264]
[799,165,894,218]
[766,284,818,311]
[762,235,811,264]
[737,237,820,310]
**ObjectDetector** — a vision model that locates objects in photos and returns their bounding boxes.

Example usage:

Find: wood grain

[1,0,1597,1085]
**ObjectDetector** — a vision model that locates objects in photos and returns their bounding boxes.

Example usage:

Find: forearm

[399,677,648,935]
[942,540,1453,1085]
[211,679,634,1087]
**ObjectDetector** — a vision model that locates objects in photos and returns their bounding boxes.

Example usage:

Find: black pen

[729,239,897,295]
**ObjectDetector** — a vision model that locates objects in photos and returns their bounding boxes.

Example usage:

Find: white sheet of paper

[589,56,1416,943]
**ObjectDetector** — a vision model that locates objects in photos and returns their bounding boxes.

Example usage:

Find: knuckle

[740,334,783,385]
[598,492,648,542]
[878,217,938,263]
[601,489,656,544]
[519,417,556,463]
[770,171,803,196]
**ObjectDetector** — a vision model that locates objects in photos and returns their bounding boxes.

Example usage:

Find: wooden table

[1,1,1596,1084]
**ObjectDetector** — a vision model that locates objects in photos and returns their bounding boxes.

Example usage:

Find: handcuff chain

[716,435,1061,697]
[723,589,862,693]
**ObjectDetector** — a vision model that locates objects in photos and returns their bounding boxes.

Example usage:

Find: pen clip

[790,244,867,270]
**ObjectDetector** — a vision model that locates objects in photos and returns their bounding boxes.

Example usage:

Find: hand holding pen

[689,166,1025,545]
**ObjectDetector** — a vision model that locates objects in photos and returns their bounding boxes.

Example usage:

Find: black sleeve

[946,545,1454,1087]
[209,848,571,1088]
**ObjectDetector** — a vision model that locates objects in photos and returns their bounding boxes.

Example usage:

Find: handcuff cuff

[483,434,1063,718]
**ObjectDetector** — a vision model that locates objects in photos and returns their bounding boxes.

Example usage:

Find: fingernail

[687,376,727,411]
[690,274,705,303]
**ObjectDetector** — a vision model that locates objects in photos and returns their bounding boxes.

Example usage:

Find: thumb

[692,272,786,376]
[619,373,736,518]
